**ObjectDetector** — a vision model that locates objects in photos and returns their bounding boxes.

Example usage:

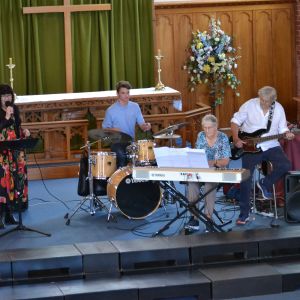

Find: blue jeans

[239,146,291,218]
[111,142,130,168]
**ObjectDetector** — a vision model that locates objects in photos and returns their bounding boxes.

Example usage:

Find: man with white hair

[231,86,294,225]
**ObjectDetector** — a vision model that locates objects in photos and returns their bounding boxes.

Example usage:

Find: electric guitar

[230,128,300,160]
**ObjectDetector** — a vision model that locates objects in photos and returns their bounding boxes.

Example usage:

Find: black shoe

[5,213,18,225]
[204,219,214,233]
[184,216,199,231]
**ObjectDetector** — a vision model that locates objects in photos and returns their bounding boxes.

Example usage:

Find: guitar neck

[250,133,285,143]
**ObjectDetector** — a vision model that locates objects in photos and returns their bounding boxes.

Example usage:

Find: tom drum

[136,140,156,166]
[91,152,117,179]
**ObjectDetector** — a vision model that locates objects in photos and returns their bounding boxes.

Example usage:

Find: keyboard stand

[153,181,227,236]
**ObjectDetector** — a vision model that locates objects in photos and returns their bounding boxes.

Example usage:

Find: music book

[153,147,209,168]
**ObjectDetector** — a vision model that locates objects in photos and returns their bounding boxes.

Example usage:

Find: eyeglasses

[1,94,12,99]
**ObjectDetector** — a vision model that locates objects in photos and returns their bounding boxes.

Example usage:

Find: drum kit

[65,123,188,224]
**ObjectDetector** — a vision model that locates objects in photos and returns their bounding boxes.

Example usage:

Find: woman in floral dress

[0,84,30,229]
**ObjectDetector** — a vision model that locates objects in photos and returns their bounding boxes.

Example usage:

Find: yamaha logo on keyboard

[151,173,165,178]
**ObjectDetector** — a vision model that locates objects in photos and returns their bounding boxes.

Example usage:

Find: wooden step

[28,164,79,180]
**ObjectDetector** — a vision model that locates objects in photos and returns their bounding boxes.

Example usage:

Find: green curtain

[0,0,154,95]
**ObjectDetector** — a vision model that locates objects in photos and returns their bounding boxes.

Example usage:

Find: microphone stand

[0,138,51,238]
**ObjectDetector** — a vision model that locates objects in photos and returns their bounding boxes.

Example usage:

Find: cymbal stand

[126,142,138,166]
[165,129,175,147]
[65,141,113,225]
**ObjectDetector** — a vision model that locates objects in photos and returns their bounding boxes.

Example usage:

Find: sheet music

[153,147,209,168]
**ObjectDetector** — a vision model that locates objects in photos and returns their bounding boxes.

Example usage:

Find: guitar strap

[265,101,275,133]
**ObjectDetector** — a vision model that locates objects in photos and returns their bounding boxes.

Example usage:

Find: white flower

[219,53,226,60]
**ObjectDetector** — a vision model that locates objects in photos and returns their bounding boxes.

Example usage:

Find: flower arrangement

[184,19,240,107]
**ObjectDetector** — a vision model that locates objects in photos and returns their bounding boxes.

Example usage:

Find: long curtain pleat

[0,0,154,95]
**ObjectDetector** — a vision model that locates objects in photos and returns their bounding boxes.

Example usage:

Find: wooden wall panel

[156,15,176,88]
[174,14,194,111]
[273,9,295,120]
[215,12,235,127]
[154,1,296,132]
[254,10,274,89]
[233,11,254,109]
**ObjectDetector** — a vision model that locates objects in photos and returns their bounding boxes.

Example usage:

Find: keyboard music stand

[154,180,228,236]
[0,138,51,238]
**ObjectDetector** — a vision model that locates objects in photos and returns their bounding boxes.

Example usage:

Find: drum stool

[252,161,279,227]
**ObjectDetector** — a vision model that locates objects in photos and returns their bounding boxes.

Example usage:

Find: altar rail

[16,87,181,122]
[25,104,211,180]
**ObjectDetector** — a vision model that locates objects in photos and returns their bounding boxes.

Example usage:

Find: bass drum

[107,166,161,219]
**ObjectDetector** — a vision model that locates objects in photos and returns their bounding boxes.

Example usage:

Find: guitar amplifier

[285,172,300,223]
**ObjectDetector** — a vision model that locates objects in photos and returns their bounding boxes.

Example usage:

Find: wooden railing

[24,103,211,179]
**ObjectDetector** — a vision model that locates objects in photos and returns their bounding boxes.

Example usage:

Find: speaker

[285,173,300,223]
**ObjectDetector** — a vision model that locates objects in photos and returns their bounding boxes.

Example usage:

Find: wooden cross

[23,0,112,93]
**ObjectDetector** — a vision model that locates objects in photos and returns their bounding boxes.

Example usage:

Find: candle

[158,49,161,56]
[9,57,12,65]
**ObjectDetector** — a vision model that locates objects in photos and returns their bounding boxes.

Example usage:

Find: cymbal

[154,122,189,136]
[154,134,181,140]
[88,128,132,143]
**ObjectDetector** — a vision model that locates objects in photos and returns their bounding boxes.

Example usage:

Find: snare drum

[91,152,117,179]
[136,140,156,166]
[107,166,161,219]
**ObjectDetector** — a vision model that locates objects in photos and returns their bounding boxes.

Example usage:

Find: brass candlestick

[6,57,15,89]
[155,49,165,91]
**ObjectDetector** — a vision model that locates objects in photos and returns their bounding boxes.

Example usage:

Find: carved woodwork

[16,87,181,122]
[25,103,211,180]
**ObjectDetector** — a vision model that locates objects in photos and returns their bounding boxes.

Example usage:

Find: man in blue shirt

[102,81,151,167]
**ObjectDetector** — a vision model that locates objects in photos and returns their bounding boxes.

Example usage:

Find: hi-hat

[154,122,189,136]
[154,134,181,139]
[88,128,132,143]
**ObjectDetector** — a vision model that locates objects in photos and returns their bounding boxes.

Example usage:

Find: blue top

[195,131,231,161]
[102,100,145,139]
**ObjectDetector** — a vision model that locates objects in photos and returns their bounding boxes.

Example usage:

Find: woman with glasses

[185,114,231,232]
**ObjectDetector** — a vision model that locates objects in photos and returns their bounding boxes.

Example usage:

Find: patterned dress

[195,131,231,161]
[0,105,28,210]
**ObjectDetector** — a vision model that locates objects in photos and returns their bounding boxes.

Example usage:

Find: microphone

[5,101,14,120]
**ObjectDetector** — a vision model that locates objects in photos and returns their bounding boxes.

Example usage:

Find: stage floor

[1,178,300,300]
[0,177,297,251]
